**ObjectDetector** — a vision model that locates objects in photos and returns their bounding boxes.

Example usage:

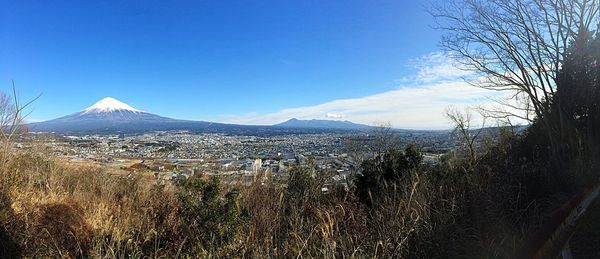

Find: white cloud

[221,52,526,129]
[223,81,495,129]
[325,113,345,119]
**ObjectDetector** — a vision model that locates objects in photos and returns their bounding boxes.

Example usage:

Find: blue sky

[1,0,497,129]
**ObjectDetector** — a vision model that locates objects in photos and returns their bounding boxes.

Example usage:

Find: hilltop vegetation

[0,118,596,258]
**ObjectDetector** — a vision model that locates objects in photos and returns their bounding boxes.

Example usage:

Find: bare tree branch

[432,0,599,121]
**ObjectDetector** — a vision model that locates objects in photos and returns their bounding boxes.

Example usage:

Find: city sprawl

[22,131,452,187]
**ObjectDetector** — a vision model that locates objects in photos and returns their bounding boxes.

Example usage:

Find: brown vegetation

[0,141,477,258]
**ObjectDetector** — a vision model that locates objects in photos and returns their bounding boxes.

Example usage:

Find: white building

[252,158,262,172]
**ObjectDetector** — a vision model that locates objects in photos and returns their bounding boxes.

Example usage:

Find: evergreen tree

[554,27,600,153]
[355,144,422,207]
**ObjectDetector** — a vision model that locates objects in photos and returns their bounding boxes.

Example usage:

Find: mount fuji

[27,97,220,134]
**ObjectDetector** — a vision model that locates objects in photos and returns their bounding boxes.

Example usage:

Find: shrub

[29,202,93,258]
[175,174,245,255]
[355,144,423,207]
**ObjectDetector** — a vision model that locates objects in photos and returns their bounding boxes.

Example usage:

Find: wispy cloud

[411,52,474,83]
[221,52,517,129]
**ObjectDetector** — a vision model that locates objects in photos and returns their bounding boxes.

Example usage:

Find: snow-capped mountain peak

[83,97,142,113]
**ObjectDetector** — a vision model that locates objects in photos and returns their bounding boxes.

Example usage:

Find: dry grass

[0,146,183,258]
[2,133,590,258]
[1,145,462,258]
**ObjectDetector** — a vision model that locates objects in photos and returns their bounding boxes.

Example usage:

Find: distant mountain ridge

[274,118,371,130]
[27,98,372,134]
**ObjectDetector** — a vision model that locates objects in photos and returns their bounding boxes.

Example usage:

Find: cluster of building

[27,130,457,188]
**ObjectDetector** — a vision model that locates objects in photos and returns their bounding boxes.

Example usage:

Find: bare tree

[0,81,39,180]
[344,136,369,165]
[432,0,600,155]
[344,123,400,168]
[370,123,401,158]
[0,81,37,143]
[446,107,486,168]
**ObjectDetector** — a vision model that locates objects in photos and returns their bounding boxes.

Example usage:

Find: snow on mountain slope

[83,97,143,113]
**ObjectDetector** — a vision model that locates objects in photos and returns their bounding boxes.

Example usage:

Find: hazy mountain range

[274,118,371,130]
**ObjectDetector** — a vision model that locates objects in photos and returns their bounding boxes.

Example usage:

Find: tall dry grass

[0,146,183,258]
[0,144,468,258]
